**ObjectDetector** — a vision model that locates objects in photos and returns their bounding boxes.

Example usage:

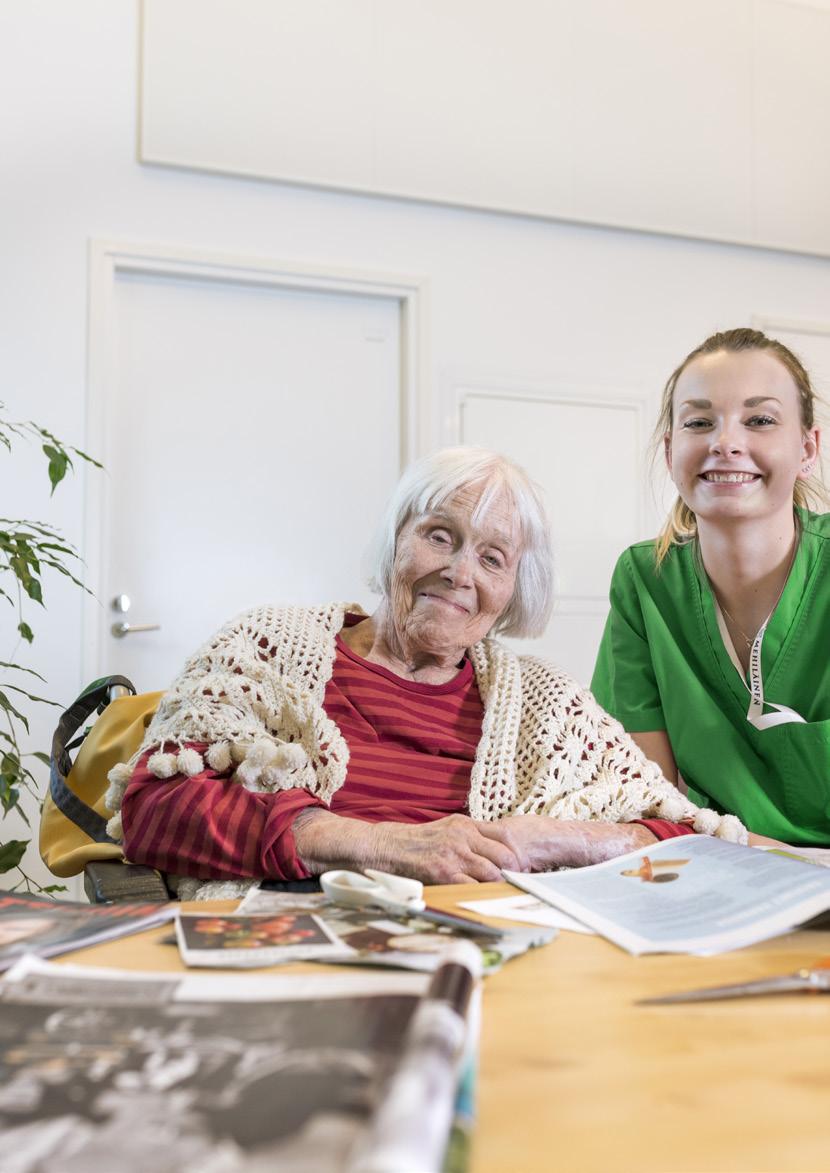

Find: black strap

[49,675,137,843]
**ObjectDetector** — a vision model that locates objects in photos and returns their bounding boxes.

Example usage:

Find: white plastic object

[319,868,425,913]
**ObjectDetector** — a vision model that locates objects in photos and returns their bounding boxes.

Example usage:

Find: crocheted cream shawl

[105,603,746,858]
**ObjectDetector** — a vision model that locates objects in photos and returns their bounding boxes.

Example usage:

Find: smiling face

[389,481,521,659]
[665,349,819,528]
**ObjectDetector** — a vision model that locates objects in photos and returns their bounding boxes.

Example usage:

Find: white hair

[368,446,553,638]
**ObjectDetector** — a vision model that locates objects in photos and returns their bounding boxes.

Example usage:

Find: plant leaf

[8,554,43,605]
[0,661,47,680]
[40,559,90,593]
[0,840,27,872]
[0,691,29,733]
[42,443,72,494]
[69,445,103,470]
[17,621,33,643]
[0,783,21,816]
[1,682,58,706]
[32,541,81,558]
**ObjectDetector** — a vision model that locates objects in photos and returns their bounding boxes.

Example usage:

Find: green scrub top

[591,509,830,845]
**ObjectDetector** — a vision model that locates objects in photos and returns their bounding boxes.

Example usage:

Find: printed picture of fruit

[180,913,331,950]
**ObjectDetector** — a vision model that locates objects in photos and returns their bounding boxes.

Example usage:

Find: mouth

[418,592,470,615]
[699,471,760,484]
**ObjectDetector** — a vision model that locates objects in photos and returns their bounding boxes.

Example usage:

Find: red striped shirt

[120,621,694,881]
[322,633,481,822]
[121,630,484,880]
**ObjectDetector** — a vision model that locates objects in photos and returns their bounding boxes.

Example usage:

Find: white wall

[3,0,830,891]
[141,0,830,257]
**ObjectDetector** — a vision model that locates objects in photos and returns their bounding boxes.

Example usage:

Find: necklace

[717,602,753,650]
[712,537,797,652]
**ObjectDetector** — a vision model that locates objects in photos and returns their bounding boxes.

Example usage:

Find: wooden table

[53,882,830,1173]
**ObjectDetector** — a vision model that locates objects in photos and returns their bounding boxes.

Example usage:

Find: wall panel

[459,388,646,683]
[141,0,830,256]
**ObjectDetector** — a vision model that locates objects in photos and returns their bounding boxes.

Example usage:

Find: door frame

[82,238,429,681]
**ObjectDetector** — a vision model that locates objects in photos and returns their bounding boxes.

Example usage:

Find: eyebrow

[426,511,518,551]
[679,396,782,410]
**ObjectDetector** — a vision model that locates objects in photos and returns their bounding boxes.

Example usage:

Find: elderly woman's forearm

[292,809,382,875]
[121,750,325,881]
[293,810,521,883]
[489,816,657,871]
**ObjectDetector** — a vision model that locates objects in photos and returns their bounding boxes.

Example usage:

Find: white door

[86,260,404,692]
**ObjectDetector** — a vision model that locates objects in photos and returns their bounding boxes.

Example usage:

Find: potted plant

[1,403,100,891]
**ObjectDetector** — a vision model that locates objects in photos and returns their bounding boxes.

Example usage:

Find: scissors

[637,958,830,1005]
[319,868,505,940]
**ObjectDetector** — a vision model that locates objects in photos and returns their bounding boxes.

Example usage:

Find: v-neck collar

[690,549,749,716]
[690,510,817,708]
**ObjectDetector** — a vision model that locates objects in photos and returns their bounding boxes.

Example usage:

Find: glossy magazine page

[0,890,174,971]
[504,835,830,955]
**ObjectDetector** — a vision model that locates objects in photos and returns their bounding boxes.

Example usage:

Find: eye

[427,527,452,545]
[680,418,712,430]
[746,414,777,427]
[481,552,505,569]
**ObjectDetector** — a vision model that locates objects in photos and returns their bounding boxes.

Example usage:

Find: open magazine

[504,834,830,956]
[173,888,554,973]
[0,890,175,972]
[0,949,480,1173]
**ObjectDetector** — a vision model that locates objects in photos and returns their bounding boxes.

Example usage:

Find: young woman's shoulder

[611,536,693,594]
[799,508,830,542]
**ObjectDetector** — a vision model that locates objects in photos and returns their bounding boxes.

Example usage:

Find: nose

[710,420,744,456]
[440,545,475,588]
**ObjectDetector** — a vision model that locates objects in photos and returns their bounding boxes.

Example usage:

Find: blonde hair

[654,327,825,565]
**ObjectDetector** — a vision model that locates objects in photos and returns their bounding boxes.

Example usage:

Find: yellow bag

[40,677,163,878]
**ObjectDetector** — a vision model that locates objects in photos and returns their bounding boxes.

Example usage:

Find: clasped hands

[293,809,656,885]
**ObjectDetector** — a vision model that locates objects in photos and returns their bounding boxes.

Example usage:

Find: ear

[797,427,820,481]
[663,432,673,476]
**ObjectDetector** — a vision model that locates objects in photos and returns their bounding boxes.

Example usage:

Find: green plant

[1,402,101,891]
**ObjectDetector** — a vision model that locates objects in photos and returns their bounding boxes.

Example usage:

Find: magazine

[0,950,479,1173]
[504,834,830,956]
[0,890,175,971]
[232,888,555,973]
[756,844,830,868]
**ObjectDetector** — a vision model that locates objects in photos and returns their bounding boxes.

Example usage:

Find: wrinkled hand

[293,810,522,883]
[372,814,525,883]
[478,816,657,873]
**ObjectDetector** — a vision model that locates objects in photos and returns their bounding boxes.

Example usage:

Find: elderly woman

[107,448,745,892]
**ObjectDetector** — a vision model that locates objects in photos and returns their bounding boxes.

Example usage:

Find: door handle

[111,621,161,638]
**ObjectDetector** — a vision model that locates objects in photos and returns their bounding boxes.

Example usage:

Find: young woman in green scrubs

[592,327,829,845]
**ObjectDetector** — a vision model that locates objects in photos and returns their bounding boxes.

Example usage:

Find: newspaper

[0,890,175,972]
[0,952,478,1173]
[504,834,830,956]
[232,888,555,973]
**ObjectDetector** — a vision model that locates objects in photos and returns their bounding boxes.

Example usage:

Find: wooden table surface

[53,882,830,1173]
